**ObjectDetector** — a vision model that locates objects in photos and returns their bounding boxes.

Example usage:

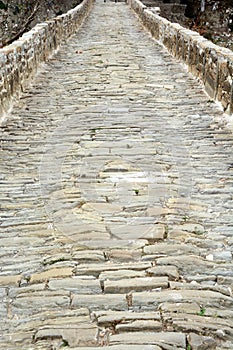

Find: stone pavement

[0,0,233,349]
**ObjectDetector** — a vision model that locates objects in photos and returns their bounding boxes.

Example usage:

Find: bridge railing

[128,0,233,115]
[0,0,94,119]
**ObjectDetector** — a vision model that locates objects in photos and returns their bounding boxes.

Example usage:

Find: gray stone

[106,249,142,262]
[35,324,98,347]
[48,277,101,294]
[159,302,200,314]
[1,0,233,349]
[92,310,161,326]
[104,277,168,293]
[77,240,148,250]
[156,255,214,274]
[110,332,186,348]
[99,269,146,281]
[213,251,232,262]
[187,333,217,350]
[72,250,106,262]
[116,320,162,332]
[143,242,198,255]
[74,262,151,277]
[146,266,179,280]
[172,223,205,234]
[71,294,127,310]
[132,290,233,308]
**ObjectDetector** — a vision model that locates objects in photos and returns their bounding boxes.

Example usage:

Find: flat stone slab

[132,289,233,308]
[146,266,180,280]
[48,277,102,294]
[71,294,128,310]
[104,276,169,293]
[78,240,148,250]
[116,320,162,332]
[143,242,198,255]
[0,275,22,286]
[35,324,98,347]
[92,310,161,326]
[75,262,151,277]
[30,268,74,284]
[187,332,217,350]
[110,332,186,347]
[99,269,146,281]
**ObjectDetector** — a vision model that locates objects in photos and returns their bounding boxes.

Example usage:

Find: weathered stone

[110,332,186,348]
[106,249,142,261]
[72,250,106,262]
[92,310,161,326]
[104,277,168,293]
[71,294,127,310]
[186,275,217,283]
[0,275,22,286]
[9,283,47,299]
[48,277,101,294]
[99,269,146,281]
[213,251,232,262]
[168,229,196,241]
[140,224,166,241]
[77,240,148,250]
[132,290,233,308]
[144,242,197,255]
[35,324,98,347]
[1,1,233,349]
[146,266,179,280]
[217,276,233,286]
[74,262,151,277]
[42,253,73,266]
[0,331,34,346]
[71,231,112,241]
[156,255,214,274]
[187,332,217,350]
[116,320,162,332]
[30,267,74,284]
[159,302,200,314]
[172,223,205,234]
[0,0,94,116]
[169,314,233,339]
[16,308,91,331]
[12,291,71,310]
[169,281,232,296]
[82,202,122,214]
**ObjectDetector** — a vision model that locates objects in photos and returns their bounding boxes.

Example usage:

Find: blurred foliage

[0,0,81,46]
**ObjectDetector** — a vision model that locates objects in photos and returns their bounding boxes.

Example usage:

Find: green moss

[0,1,7,10]
[198,306,206,316]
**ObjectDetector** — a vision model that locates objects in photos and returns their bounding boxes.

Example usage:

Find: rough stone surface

[128,0,233,114]
[187,332,217,350]
[0,0,94,117]
[0,0,233,349]
[111,332,186,347]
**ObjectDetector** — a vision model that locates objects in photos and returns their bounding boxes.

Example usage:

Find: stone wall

[128,0,233,114]
[0,0,93,118]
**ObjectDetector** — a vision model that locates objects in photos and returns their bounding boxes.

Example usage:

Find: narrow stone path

[0,1,233,349]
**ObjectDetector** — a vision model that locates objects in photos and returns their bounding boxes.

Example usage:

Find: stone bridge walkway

[1,0,233,349]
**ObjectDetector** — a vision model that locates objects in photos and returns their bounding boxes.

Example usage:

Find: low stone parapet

[0,0,93,119]
[128,0,233,114]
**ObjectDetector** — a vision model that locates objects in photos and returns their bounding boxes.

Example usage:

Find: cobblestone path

[1,0,233,349]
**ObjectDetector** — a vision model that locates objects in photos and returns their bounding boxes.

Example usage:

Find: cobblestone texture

[0,0,233,349]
